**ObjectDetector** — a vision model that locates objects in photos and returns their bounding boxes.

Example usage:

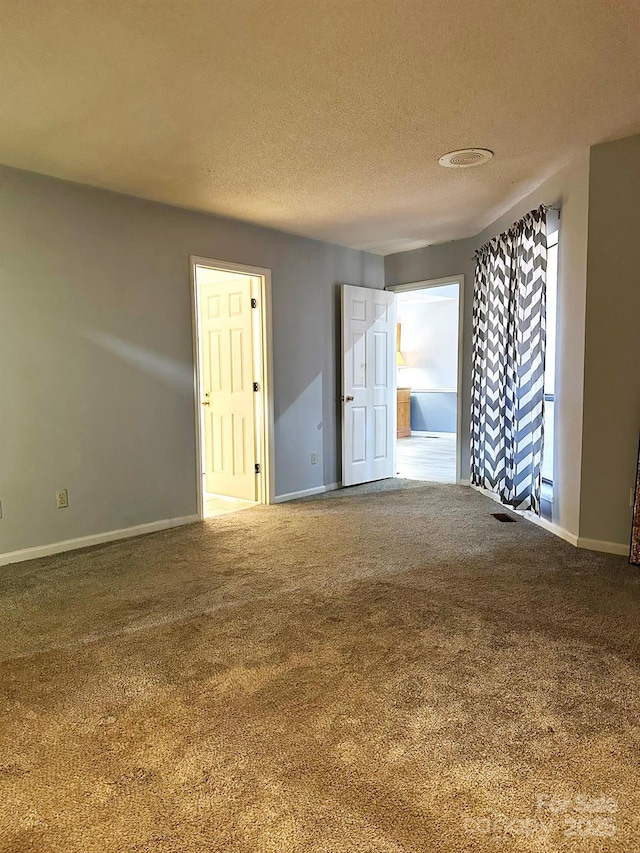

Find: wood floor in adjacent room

[1,479,639,852]
[396,432,457,483]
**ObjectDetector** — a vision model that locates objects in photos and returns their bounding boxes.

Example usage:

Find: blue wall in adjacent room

[410,391,457,433]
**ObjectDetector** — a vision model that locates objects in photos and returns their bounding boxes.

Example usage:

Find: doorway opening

[386,276,464,484]
[190,257,274,519]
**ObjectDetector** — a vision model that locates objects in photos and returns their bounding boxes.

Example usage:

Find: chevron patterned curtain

[471,206,547,514]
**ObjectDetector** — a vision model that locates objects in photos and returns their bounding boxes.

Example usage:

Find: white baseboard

[470,484,579,547]
[274,483,340,503]
[0,514,200,568]
[520,511,579,547]
[470,485,630,555]
[577,537,629,557]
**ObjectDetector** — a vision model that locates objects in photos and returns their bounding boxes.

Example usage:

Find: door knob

[341,395,355,402]
[202,400,210,406]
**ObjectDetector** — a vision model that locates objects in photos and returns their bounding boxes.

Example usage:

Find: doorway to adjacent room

[191,258,274,518]
[386,277,463,484]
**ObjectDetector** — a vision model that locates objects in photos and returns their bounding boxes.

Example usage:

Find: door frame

[385,275,465,485]
[190,256,275,517]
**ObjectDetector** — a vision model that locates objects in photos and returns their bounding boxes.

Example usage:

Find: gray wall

[410,393,457,433]
[0,165,383,555]
[385,152,591,539]
[580,135,640,545]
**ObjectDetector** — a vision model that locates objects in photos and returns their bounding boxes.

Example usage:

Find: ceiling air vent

[438,148,494,168]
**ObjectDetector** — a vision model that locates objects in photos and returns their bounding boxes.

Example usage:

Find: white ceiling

[1,1,639,254]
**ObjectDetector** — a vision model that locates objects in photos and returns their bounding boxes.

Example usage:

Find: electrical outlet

[56,489,69,509]
[311,452,317,465]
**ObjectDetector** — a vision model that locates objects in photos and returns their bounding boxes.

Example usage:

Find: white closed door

[341,284,397,486]
[199,278,257,501]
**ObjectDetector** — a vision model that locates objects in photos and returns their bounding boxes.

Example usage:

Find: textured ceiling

[1,1,639,254]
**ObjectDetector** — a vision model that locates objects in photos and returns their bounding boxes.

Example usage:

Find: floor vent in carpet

[492,512,518,523]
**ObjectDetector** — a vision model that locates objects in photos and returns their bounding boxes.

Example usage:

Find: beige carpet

[1,480,639,852]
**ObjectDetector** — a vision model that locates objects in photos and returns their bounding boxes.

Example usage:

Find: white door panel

[200,278,257,501]
[341,285,396,486]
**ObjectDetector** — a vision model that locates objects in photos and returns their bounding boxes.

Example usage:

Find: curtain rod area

[471,204,561,258]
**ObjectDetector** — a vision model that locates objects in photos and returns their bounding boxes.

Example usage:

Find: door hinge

[255,463,261,474]
[251,297,257,308]
[253,381,260,392]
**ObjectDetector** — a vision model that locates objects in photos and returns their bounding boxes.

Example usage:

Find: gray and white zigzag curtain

[471,206,547,513]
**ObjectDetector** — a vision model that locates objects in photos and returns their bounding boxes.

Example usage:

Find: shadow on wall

[81,329,193,390]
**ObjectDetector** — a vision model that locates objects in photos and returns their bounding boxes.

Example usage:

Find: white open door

[341,284,397,486]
